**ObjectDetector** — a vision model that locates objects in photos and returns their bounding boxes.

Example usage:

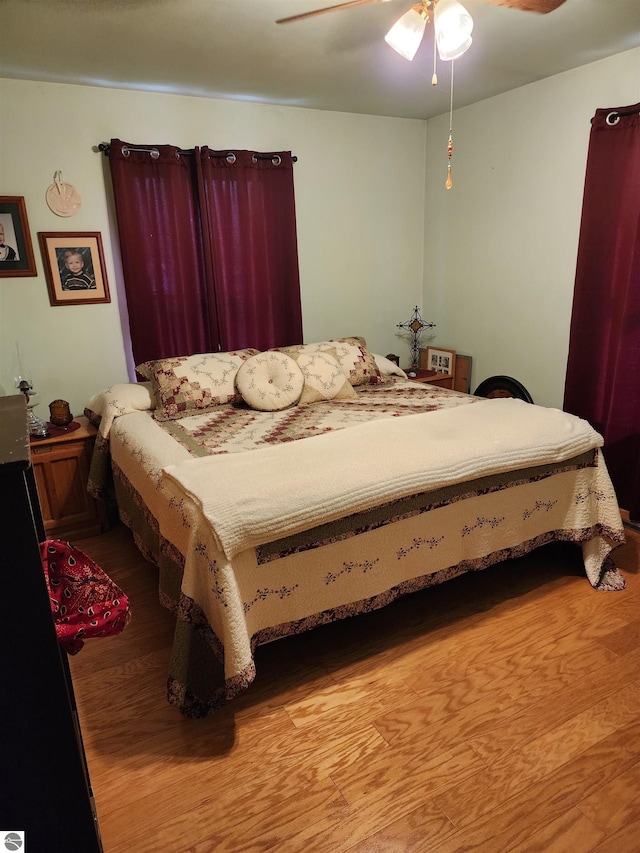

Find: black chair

[474,375,534,403]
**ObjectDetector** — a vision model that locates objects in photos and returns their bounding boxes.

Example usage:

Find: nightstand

[409,369,454,389]
[30,415,107,539]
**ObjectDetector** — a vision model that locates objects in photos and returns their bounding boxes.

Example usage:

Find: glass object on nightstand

[13,341,48,437]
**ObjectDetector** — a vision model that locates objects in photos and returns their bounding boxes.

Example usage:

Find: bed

[85,338,626,718]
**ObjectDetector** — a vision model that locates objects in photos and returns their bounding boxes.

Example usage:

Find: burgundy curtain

[198,149,303,352]
[563,104,640,520]
[107,140,302,367]
[107,141,214,366]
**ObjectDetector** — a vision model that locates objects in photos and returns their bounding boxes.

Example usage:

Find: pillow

[373,353,408,379]
[84,381,155,438]
[289,347,358,405]
[236,351,304,411]
[279,336,382,386]
[136,349,259,421]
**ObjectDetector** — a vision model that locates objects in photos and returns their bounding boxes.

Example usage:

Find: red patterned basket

[40,539,130,654]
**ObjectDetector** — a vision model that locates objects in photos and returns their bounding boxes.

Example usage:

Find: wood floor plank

[330,739,486,807]
[373,642,631,761]
[433,681,640,829]
[466,650,640,764]
[109,773,347,853]
[588,816,640,853]
[299,797,456,853]
[393,641,617,734]
[85,705,294,793]
[501,808,605,853]
[418,719,640,853]
[97,718,386,831]
[598,618,640,656]
[283,670,421,729]
[577,758,640,835]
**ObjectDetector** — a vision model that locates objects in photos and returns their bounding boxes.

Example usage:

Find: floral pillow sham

[136,349,259,421]
[278,336,382,387]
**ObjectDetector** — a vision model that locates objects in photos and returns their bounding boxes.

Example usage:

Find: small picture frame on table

[424,346,456,376]
[0,196,37,277]
[38,232,111,306]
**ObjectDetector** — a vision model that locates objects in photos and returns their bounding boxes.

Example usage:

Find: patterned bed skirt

[112,450,625,718]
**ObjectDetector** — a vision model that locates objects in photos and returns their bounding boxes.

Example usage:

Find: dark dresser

[0,395,102,851]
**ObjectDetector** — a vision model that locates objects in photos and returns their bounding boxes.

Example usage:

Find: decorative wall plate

[46,171,82,217]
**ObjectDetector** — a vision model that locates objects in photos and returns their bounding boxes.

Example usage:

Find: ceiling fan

[276,0,569,190]
[277,0,569,62]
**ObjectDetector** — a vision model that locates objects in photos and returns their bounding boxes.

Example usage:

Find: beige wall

[0,80,426,416]
[424,47,640,407]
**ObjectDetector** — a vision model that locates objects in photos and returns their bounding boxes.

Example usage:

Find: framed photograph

[0,196,37,277]
[424,346,456,376]
[38,232,111,306]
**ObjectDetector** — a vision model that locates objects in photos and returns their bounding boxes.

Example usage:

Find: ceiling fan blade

[276,0,389,25]
[481,0,568,12]
[275,0,567,25]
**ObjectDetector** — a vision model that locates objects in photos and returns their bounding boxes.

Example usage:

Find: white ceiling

[1,0,639,120]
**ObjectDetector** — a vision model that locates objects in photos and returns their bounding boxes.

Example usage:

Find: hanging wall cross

[396,306,436,369]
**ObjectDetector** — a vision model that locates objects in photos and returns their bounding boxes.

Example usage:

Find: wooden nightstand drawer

[409,370,455,389]
[30,416,106,539]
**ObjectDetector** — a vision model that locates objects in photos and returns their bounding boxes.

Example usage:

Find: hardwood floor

[70,523,640,852]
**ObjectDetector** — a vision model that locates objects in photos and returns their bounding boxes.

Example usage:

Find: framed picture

[38,232,111,306]
[0,196,37,277]
[424,346,456,376]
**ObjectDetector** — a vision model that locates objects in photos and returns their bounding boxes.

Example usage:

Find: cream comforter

[163,398,604,561]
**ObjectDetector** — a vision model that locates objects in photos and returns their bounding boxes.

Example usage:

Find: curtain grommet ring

[272,155,282,166]
[150,148,160,160]
[606,112,620,126]
[122,147,131,157]
[226,153,237,164]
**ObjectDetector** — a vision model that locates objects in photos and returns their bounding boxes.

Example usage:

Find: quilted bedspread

[86,377,627,717]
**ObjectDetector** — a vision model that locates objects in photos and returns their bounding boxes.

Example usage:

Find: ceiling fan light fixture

[384,5,429,62]
[434,0,473,61]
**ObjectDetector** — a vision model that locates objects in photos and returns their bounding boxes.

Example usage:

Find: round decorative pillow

[236,351,304,411]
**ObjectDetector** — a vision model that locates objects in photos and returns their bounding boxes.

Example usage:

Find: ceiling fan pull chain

[432,23,438,85]
[445,59,455,189]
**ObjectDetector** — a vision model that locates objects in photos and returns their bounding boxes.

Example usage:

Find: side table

[30,415,107,539]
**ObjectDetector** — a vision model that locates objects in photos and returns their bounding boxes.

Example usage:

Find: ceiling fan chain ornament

[445,58,455,190]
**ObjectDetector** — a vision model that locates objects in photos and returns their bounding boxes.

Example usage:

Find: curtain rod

[97,143,297,162]
[591,106,640,125]
[611,107,640,118]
